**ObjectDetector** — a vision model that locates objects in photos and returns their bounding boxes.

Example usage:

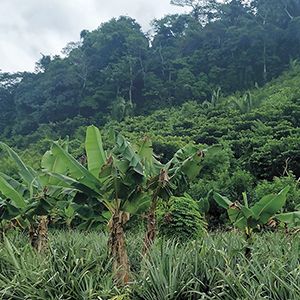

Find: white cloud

[0,0,187,72]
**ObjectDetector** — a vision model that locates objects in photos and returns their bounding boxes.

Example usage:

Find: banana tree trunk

[245,229,252,260]
[0,227,3,242]
[143,197,158,255]
[108,211,130,285]
[29,215,49,253]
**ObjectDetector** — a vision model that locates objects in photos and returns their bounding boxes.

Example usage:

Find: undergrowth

[0,230,299,300]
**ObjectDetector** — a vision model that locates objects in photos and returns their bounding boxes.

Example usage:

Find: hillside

[1,66,299,227]
[1,0,300,142]
[111,66,300,180]
[0,0,299,228]
[110,67,300,218]
[2,65,300,175]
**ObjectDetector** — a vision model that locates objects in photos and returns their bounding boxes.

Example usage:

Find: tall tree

[170,0,220,23]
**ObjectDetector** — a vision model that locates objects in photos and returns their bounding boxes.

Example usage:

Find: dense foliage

[1,0,300,138]
[158,194,206,241]
[0,231,299,299]
[1,62,300,228]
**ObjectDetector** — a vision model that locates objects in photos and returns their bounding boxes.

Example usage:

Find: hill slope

[1,66,299,225]
[110,67,300,180]
[2,66,299,180]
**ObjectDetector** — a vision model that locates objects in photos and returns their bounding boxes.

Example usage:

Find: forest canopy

[0,0,300,138]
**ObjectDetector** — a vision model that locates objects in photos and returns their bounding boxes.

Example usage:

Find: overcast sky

[0,0,187,73]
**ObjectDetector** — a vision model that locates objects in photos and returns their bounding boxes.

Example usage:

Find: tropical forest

[0,0,299,299]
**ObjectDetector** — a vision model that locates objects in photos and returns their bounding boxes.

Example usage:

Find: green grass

[0,230,299,299]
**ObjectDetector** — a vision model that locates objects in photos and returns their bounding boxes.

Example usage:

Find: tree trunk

[263,41,267,83]
[284,6,294,20]
[29,215,49,253]
[139,53,146,81]
[143,197,158,255]
[284,223,289,235]
[245,230,252,260]
[129,59,133,104]
[108,211,130,285]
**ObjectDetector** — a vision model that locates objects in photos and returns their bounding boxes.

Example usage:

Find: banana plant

[43,126,205,279]
[0,140,77,252]
[43,125,150,284]
[0,186,24,238]
[275,210,300,228]
[0,172,49,252]
[213,187,290,258]
[138,140,205,253]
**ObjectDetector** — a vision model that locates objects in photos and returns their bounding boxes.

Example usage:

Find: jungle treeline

[1,0,300,138]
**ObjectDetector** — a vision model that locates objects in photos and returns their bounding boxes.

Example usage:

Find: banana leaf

[0,142,41,189]
[0,176,26,208]
[275,211,300,226]
[251,187,290,224]
[213,192,233,210]
[51,142,102,192]
[85,125,107,178]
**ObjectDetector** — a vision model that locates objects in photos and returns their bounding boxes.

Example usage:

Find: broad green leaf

[122,193,150,215]
[198,197,210,214]
[213,193,250,230]
[0,142,41,189]
[51,142,102,193]
[55,200,69,210]
[114,133,144,175]
[0,201,21,220]
[251,186,290,224]
[275,211,300,226]
[45,185,78,199]
[168,144,199,166]
[75,205,95,220]
[213,192,233,209]
[99,156,114,179]
[85,125,107,178]
[0,176,26,208]
[241,206,253,219]
[179,151,203,180]
[114,158,130,175]
[137,137,161,177]
[65,205,75,218]
[242,192,249,208]
[228,207,247,230]
[26,198,53,216]
[168,144,203,181]
[0,172,27,196]
[46,172,101,198]
[41,145,69,185]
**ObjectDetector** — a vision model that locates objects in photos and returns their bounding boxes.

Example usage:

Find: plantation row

[0,231,299,299]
